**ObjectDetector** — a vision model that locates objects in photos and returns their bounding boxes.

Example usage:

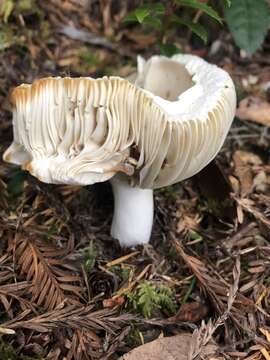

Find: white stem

[110,178,154,247]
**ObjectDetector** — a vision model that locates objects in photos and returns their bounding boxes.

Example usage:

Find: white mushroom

[3,54,236,247]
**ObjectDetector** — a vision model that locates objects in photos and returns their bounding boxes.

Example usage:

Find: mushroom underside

[3,55,236,246]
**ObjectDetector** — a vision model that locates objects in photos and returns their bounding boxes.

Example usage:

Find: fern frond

[0,254,14,285]
[137,282,159,318]
[13,235,83,310]
[2,304,130,333]
[65,329,101,360]
[0,281,37,318]
[157,285,177,314]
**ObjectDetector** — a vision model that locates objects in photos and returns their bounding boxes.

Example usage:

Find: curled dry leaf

[233,150,262,196]
[233,151,255,196]
[236,96,270,127]
[118,333,218,360]
[168,302,209,323]
[103,295,125,309]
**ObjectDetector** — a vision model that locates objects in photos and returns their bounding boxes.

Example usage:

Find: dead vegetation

[0,0,270,359]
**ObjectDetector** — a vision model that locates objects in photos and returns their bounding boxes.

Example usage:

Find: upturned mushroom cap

[3,54,236,188]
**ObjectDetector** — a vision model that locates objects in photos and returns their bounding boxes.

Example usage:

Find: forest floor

[0,1,270,359]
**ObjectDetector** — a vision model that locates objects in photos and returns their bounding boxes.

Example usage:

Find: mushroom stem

[110,178,154,247]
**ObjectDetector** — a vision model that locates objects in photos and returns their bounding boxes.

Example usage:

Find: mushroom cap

[3,54,236,188]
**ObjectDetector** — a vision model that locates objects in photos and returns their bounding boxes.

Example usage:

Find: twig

[58,25,135,58]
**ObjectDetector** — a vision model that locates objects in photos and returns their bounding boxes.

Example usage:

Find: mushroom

[3,55,236,247]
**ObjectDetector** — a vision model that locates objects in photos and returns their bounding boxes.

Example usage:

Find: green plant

[0,0,14,23]
[0,0,38,23]
[82,242,97,272]
[181,276,196,303]
[224,0,270,56]
[0,337,39,360]
[0,0,45,52]
[109,265,130,282]
[78,48,100,73]
[124,0,224,55]
[127,281,177,318]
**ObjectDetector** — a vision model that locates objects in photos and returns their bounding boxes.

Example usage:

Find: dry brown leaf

[118,333,218,360]
[0,281,36,318]
[168,302,209,323]
[253,171,268,192]
[103,295,125,309]
[233,197,270,228]
[236,96,270,127]
[176,212,201,234]
[65,328,102,360]
[233,151,262,196]
[172,236,255,328]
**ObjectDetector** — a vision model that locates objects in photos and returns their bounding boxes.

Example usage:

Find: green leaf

[159,42,181,56]
[181,276,196,304]
[17,0,34,12]
[151,2,166,14]
[173,15,208,43]
[82,243,96,272]
[1,0,14,23]
[138,3,166,14]
[224,0,231,7]
[123,13,138,23]
[123,3,165,24]
[176,0,222,23]
[123,8,150,24]
[143,15,162,28]
[134,8,150,23]
[224,0,270,55]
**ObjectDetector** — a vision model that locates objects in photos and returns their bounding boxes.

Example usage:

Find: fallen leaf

[103,295,125,308]
[233,151,262,196]
[176,212,201,234]
[253,171,268,192]
[118,333,218,360]
[168,302,209,323]
[228,175,240,194]
[236,96,270,127]
[233,151,262,166]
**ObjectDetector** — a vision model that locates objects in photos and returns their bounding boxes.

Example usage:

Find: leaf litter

[0,1,270,359]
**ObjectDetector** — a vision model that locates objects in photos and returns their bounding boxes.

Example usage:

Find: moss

[0,337,42,360]
[82,242,97,272]
[126,281,177,318]
[109,265,130,283]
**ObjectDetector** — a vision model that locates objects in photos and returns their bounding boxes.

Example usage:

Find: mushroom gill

[4,55,236,189]
[4,54,236,246]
